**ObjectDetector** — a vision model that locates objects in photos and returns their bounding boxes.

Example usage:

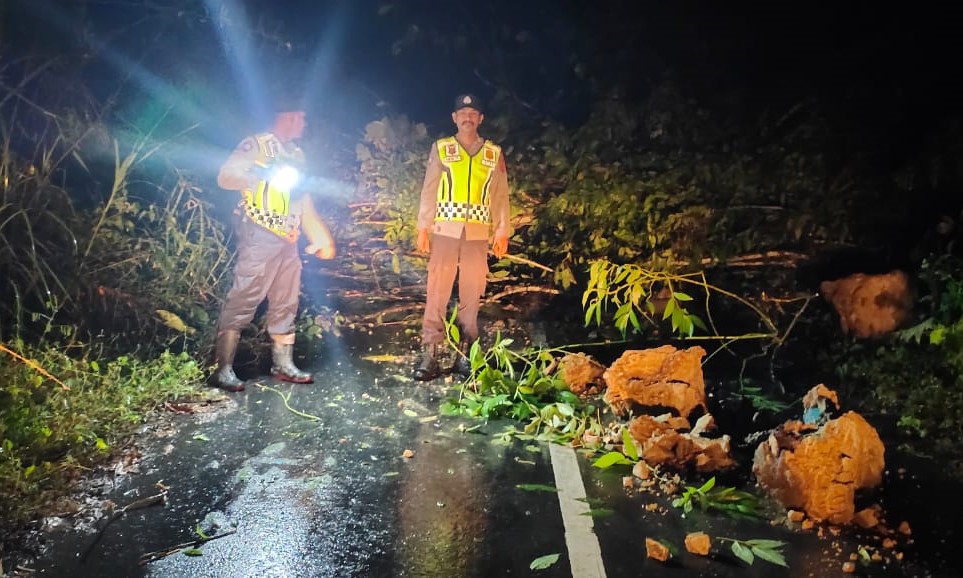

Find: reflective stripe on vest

[241,133,302,238]
[434,136,500,225]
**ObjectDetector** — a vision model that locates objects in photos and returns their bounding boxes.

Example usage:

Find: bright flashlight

[270,165,301,191]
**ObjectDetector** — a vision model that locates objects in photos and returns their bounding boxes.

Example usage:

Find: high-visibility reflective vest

[241,132,304,238]
[434,136,501,225]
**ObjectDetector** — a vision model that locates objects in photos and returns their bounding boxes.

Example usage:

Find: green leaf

[698,476,716,493]
[662,297,676,320]
[690,314,708,331]
[530,553,560,570]
[743,539,786,549]
[592,451,633,469]
[673,291,693,301]
[581,508,614,518]
[731,541,755,565]
[516,483,558,493]
[621,428,639,461]
[182,548,204,557]
[751,546,788,567]
[556,390,580,406]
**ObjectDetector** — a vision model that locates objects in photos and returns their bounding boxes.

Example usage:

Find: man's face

[276,111,306,141]
[452,107,483,131]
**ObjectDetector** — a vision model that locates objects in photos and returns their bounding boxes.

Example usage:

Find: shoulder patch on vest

[237,138,255,153]
[480,144,498,168]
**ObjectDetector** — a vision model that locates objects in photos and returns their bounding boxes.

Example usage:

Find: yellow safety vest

[434,136,501,224]
[241,133,304,239]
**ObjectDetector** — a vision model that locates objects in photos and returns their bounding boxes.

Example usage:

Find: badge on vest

[480,147,497,168]
[443,143,460,162]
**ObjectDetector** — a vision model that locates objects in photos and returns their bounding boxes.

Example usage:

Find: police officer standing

[414,94,511,380]
[212,104,336,392]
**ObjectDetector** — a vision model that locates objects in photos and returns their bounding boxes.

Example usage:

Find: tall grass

[0,58,232,530]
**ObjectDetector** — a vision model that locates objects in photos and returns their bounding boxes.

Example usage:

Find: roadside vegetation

[0,62,230,527]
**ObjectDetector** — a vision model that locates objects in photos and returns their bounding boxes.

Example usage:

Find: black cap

[453,93,483,114]
[274,94,306,114]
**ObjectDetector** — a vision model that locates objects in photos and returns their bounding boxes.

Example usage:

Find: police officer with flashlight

[212,104,336,392]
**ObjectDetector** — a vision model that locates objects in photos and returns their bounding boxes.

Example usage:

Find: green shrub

[0,344,206,524]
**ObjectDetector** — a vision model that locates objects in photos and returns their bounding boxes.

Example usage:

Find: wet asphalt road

[23,261,963,578]
[32,326,577,578]
[27,322,960,578]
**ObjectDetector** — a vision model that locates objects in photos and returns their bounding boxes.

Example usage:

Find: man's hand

[416,228,431,254]
[306,242,336,260]
[492,235,509,259]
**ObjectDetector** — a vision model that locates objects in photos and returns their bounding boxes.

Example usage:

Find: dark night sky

[4,1,962,160]
[235,0,963,141]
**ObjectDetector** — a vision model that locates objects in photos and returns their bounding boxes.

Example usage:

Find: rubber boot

[452,339,472,378]
[213,329,245,392]
[271,342,314,384]
[413,343,442,382]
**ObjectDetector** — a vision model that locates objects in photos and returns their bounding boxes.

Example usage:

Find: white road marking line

[549,443,608,578]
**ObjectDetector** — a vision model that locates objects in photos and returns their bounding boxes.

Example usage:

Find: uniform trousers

[421,231,489,345]
[217,218,301,344]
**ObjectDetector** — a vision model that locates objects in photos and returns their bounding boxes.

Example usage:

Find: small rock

[853,506,881,529]
[645,538,670,562]
[632,460,652,480]
[684,532,711,556]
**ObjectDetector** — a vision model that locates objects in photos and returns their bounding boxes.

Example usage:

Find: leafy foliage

[671,476,763,520]
[581,258,814,373]
[592,428,639,469]
[0,66,232,354]
[439,332,603,445]
[512,90,904,288]
[727,383,791,413]
[355,116,434,251]
[0,343,205,525]
[582,260,711,338]
[719,537,789,567]
[0,55,233,532]
[347,84,914,298]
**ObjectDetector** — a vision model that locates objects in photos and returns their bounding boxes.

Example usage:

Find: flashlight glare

[271,165,301,191]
